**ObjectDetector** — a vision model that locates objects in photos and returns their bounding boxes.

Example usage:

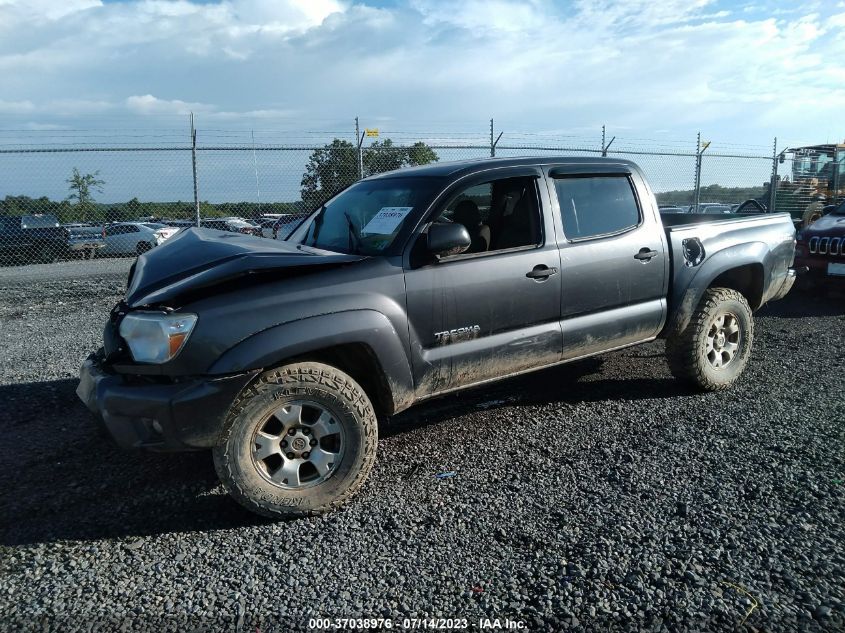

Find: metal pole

[355,116,364,179]
[601,125,606,156]
[191,113,200,227]
[251,130,262,217]
[769,136,778,213]
[693,132,702,212]
[490,118,495,157]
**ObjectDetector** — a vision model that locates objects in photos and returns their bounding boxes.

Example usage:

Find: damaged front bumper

[76,352,257,451]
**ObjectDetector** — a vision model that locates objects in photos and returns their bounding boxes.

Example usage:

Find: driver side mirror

[427,222,471,257]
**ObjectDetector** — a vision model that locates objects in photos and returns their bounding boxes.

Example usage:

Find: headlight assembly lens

[118,312,198,363]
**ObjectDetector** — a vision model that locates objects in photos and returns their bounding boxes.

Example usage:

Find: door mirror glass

[427,222,471,257]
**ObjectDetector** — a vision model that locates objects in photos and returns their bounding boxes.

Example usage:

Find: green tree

[301,138,439,210]
[126,197,142,219]
[66,168,105,221]
[407,141,438,167]
[364,139,406,174]
[300,139,359,210]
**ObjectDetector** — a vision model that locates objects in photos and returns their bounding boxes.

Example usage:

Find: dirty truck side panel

[402,166,564,397]
[152,258,413,393]
[544,164,669,360]
[209,309,415,413]
[663,214,795,335]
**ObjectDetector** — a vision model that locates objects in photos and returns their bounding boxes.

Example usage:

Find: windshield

[291,177,440,255]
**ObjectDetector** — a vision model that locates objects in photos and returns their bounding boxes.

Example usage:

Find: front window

[291,177,440,255]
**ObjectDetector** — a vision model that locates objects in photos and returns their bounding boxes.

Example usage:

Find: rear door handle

[526,265,558,280]
[634,247,658,261]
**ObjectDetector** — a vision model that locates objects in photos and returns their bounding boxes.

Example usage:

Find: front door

[403,168,563,396]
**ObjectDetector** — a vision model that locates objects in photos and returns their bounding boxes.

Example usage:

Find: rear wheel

[666,288,753,391]
[136,241,152,255]
[213,362,378,518]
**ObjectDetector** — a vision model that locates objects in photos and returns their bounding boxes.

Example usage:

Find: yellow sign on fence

[365,128,379,137]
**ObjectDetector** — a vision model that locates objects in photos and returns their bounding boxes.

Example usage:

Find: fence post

[601,125,614,157]
[190,113,200,227]
[490,119,495,157]
[693,132,702,211]
[355,117,364,179]
[769,136,778,213]
[251,130,262,216]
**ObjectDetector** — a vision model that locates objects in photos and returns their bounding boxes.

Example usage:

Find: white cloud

[126,95,215,116]
[0,0,842,146]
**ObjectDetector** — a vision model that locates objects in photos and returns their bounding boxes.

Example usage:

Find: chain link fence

[0,126,841,315]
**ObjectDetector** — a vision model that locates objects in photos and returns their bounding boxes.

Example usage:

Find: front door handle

[634,247,658,261]
[526,264,558,280]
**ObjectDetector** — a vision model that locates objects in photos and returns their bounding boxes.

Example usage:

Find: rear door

[403,166,563,395]
[546,164,668,360]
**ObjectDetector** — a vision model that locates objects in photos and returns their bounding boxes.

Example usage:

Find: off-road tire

[666,288,754,391]
[213,362,378,518]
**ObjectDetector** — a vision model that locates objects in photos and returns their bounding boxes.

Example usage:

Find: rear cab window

[553,176,641,241]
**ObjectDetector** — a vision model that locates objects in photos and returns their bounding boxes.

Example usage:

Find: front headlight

[118,312,198,363]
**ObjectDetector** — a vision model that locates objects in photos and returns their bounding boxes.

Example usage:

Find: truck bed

[661,212,796,333]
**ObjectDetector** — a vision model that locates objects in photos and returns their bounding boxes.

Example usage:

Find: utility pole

[190,113,200,227]
[355,116,364,179]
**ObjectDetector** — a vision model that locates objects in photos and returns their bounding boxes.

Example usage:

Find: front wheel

[666,288,754,391]
[213,362,378,518]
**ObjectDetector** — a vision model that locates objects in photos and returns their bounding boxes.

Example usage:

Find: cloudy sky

[1,0,843,147]
[0,0,843,203]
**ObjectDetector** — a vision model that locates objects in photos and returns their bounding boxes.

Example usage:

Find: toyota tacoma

[77,157,798,517]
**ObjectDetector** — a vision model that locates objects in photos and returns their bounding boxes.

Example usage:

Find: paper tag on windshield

[362,207,413,235]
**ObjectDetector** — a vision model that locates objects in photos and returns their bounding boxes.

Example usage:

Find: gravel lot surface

[0,264,843,632]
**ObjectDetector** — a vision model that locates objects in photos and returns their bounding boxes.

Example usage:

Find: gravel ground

[0,267,843,632]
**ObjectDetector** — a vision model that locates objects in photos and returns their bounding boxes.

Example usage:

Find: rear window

[554,176,641,240]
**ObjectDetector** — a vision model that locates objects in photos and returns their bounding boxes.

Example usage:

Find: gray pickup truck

[77,157,797,517]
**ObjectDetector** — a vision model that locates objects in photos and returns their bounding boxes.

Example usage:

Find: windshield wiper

[343,211,363,254]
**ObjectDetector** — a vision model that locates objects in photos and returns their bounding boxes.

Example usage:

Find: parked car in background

[794,199,845,288]
[201,217,261,236]
[102,222,179,256]
[658,206,688,214]
[64,223,105,259]
[257,218,278,238]
[273,213,308,240]
[0,214,69,264]
[162,220,195,230]
[696,204,733,214]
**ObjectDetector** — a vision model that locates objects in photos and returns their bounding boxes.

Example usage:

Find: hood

[125,228,365,308]
[803,212,845,238]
